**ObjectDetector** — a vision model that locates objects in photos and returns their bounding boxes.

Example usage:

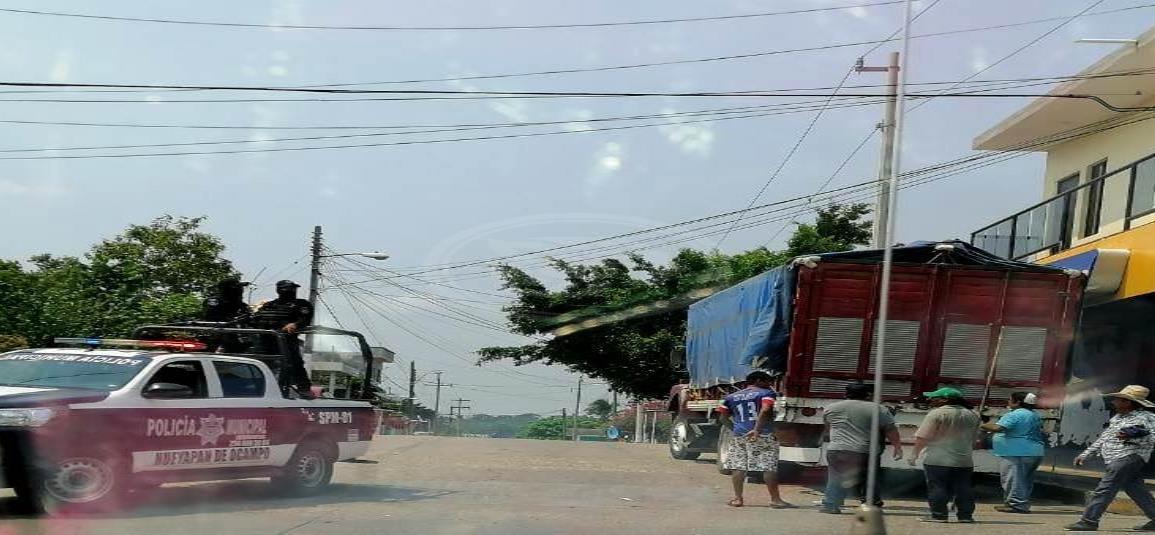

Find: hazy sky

[0,0,1150,414]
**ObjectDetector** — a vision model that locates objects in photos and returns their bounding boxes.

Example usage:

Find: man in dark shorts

[717,370,794,509]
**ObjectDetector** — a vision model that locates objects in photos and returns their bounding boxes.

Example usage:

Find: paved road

[0,436,1129,534]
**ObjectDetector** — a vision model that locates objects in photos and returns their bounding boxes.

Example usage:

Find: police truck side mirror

[143,382,195,399]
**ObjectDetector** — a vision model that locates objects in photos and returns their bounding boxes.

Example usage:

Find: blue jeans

[998,456,1041,512]
[822,450,881,510]
[1082,454,1155,524]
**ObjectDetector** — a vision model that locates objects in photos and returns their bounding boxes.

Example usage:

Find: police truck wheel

[716,427,734,475]
[274,443,334,496]
[668,416,701,460]
[35,455,125,514]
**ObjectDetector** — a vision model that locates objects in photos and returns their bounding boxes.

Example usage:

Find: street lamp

[309,250,389,308]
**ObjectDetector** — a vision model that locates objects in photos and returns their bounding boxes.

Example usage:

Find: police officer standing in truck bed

[249,280,314,396]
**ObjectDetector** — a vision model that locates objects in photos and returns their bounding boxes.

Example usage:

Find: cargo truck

[666,241,1085,474]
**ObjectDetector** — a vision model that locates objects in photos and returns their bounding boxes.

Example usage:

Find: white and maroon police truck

[0,328,377,514]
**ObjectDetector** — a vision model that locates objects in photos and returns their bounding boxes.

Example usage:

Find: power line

[908,0,1108,114]
[346,110,1155,284]
[0,1,905,31]
[169,5,1155,86]
[0,99,889,160]
[327,273,570,386]
[332,179,881,283]
[0,98,886,153]
[715,66,856,247]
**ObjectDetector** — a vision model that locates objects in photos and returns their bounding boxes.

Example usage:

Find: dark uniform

[201,278,250,323]
[248,280,314,396]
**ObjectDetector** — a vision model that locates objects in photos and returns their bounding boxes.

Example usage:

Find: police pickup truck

[0,325,378,514]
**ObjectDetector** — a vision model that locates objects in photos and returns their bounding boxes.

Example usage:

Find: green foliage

[517,415,604,440]
[480,204,872,399]
[459,413,541,438]
[0,216,237,344]
[585,399,614,420]
[0,335,29,353]
[785,203,872,257]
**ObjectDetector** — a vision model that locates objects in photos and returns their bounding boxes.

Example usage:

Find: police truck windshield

[0,353,148,390]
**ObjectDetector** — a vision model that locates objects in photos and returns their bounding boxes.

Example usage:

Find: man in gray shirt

[909,387,981,523]
[818,383,903,514]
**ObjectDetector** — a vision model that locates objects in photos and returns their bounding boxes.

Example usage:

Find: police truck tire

[33,454,127,514]
[274,442,334,496]
[716,427,734,475]
[668,416,701,461]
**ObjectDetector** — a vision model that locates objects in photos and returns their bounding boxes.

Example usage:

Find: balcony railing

[972,152,1155,260]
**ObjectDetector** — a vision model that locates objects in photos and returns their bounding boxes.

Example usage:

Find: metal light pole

[855,1,914,534]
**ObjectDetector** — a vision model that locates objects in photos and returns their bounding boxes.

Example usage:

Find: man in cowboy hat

[1066,385,1155,532]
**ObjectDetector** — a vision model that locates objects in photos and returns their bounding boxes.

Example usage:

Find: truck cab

[0,332,377,515]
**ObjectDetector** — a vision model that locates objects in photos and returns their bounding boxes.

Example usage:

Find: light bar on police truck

[53,338,207,351]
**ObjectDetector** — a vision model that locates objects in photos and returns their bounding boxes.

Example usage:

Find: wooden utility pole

[450,398,470,436]
[561,408,567,440]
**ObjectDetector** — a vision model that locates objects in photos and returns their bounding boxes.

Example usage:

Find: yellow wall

[1043,118,1155,193]
[1043,222,1155,300]
[1040,118,1155,247]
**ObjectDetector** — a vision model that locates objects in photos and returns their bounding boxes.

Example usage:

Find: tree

[517,415,604,440]
[785,203,872,257]
[0,216,238,344]
[479,205,872,399]
[586,399,614,420]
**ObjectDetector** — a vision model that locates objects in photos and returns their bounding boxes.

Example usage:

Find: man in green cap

[909,387,981,523]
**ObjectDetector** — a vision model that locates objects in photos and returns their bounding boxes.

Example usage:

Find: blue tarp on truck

[686,264,795,388]
[684,241,1073,388]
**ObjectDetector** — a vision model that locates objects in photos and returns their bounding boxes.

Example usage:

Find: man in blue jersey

[717,370,794,508]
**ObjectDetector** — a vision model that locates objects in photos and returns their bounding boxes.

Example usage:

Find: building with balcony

[970,28,1155,452]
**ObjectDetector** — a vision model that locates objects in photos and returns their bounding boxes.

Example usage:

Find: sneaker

[994,505,1030,514]
[919,517,949,523]
[957,518,976,524]
[817,507,842,515]
[1064,520,1099,531]
[1134,520,1155,531]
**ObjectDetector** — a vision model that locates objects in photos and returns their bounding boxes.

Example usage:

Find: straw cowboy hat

[1107,385,1155,408]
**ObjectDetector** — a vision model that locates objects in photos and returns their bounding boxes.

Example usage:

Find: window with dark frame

[1055,174,1080,251]
[1083,160,1107,238]
[213,361,266,398]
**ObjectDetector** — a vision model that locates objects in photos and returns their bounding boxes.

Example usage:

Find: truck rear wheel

[716,427,733,475]
[273,442,334,496]
[668,416,701,460]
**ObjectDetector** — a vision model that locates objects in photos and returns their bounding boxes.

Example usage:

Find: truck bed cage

[132,322,376,400]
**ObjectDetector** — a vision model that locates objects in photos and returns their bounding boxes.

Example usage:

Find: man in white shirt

[1065,385,1155,532]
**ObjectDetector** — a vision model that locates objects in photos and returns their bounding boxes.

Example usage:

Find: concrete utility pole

[855,52,900,249]
[407,362,417,425]
[432,371,444,435]
[307,225,323,308]
[572,376,584,442]
[634,400,645,444]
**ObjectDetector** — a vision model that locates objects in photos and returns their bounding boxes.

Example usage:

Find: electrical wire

[328,271,570,385]
[0,1,905,32]
[715,67,856,247]
[345,109,1155,285]
[105,4,1149,87]
[908,0,1108,114]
